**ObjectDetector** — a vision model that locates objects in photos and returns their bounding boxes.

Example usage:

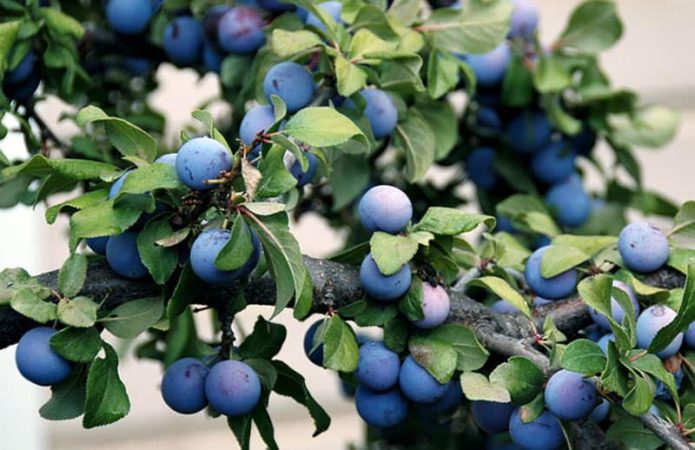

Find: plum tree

[15,327,72,386]
[356,341,400,391]
[358,185,412,234]
[618,222,670,273]
[217,7,266,54]
[360,254,412,302]
[190,228,260,285]
[359,89,399,139]
[161,358,209,414]
[412,283,450,329]
[589,280,640,330]
[162,17,203,66]
[508,409,564,450]
[105,0,153,36]
[398,355,448,403]
[106,232,149,280]
[544,369,598,421]
[205,360,261,416]
[524,246,577,299]
[263,61,315,113]
[470,401,515,434]
[636,305,683,359]
[354,385,409,428]
[175,137,233,190]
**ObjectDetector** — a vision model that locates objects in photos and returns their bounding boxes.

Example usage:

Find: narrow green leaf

[102,297,164,339]
[470,277,530,318]
[83,344,130,428]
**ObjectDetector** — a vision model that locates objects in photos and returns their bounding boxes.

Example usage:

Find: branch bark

[0,257,689,449]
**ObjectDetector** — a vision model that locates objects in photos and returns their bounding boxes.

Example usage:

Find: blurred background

[1,0,694,448]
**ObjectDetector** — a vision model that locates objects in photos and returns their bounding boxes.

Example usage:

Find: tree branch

[0,257,689,449]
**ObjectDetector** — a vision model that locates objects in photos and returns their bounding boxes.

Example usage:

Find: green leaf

[283,107,365,147]
[11,287,57,323]
[518,392,545,424]
[102,297,164,339]
[551,234,618,256]
[137,218,178,285]
[649,264,695,355]
[39,370,86,421]
[50,327,103,363]
[83,343,130,428]
[558,0,623,54]
[58,253,87,298]
[238,316,287,360]
[668,248,695,275]
[427,51,460,100]
[76,106,157,162]
[609,105,680,149]
[622,374,654,416]
[470,277,530,318]
[399,277,425,321]
[416,101,458,160]
[501,54,534,107]
[322,315,359,372]
[369,232,418,276]
[244,202,287,216]
[489,356,544,405]
[560,339,606,375]
[540,245,590,278]
[256,145,297,198]
[166,263,202,320]
[354,302,399,326]
[606,416,663,450]
[383,318,409,353]
[215,215,254,271]
[425,1,513,54]
[630,352,679,405]
[460,372,511,402]
[415,207,495,235]
[350,6,399,41]
[533,54,571,93]
[38,8,84,38]
[272,360,331,436]
[392,109,435,182]
[3,155,120,181]
[578,275,631,351]
[409,335,457,384]
[0,21,21,75]
[191,110,231,153]
[600,340,629,396]
[271,29,322,57]
[57,296,98,328]
[335,54,368,97]
[46,190,109,224]
[119,163,183,195]
[0,268,50,305]
[252,406,279,450]
[227,415,252,450]
[427,324,489,371]
[70,200,142,239]
[669,200,695,238]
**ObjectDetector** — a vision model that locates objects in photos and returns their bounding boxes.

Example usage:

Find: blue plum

[589,398,610,423]
[358,185,412,234]
[471,400,515,433]
[655,368,682,401]
[506,110,552,154]
[398,355,448,403]
[205,360,261,416]
[508,0,539,39]
[239,104,275,148]
[357,341,400,391]
[584,324,603,342]
[545,177,592,228]
[259,0,295,12]
[263,61,315,113]
[290,152,318,187]
[686,322,695,348]
[175,137,233,190]
[15,327,73,386]
[636,305,683,359]
[304,1,342,32]
[5,50,35,85]
[108,171,130,199]
[360,89,398,139]
[163,17,203,66]
[106,0,153,35]
[531,140,577,184]
[218,7,266,54]
[190,228,260,285]
[155,153,178,166]
[466,43,511,87]
[618,222,670,273]
[589,280,639,330]
[597,333,614,355]
[509,409,564,450]
[161,358,209,414]
[360,254,412,302]
[466,147,497,189]
[86,236,109,255]
[202,43,223,73]
[569,127,596,156]
[203,5,231,43]
[418,380,462,415]
[106,232,149,279]
[413,283,450,329]
[123,57,152,76]
[355,385,409,428]
[476,107,502,131]
[524,246,577,300]
[490,299,519,313]
[303,319,325,366]
[544,369,598,421]
[4,72,40,102]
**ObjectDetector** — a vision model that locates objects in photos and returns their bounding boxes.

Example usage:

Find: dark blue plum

[175,137,233,190]
[355,385,409,428]
[636,305,683,359]
[544,369,598,421]
[358,185,412,234]
[190,228,260,285]
[490,299,518,313]
[303,319,325,366]
[163,17,203,66]
[123,57,151,76]
[506,110,552,154]
[398,355,448,404]
[589,398,610,423]
[466,43,511,88]
[86,236,109,255]
[417,380,462,415]
[357,341,400,391]
[471,400,515,433]
[15,327,73,386]
[259,0,295,12]
[597,333,614,355]
[203,5,232,43]
[466,147,497,189]
[4,72,40,102]
[589,280,639,330]
[496,216,517,233]
[531,140,577,184]
[106,0,153,35]
[360,254,412,302]
[524,246,577,300]
[508,0,539,39]
[618,222,670,273]
[239,104,276,145]
[413,283,450,329]
[262,61,315,113]
[161,358,209,414]
[476,107,502,131]
[202,44,224,73]
[218,7,266,54]
[205,360,261,416]
[509,409,564,450]
[569,127,596,156]
[155,153,178,166]
[304,1,342,32]
[545,177,592,228]
[360,89,398,139]
[290,152,318,187]
[655,368,682,401]
[5,50,35,85]
[106,231,149,279]
[584,324,603,342]
[686,322,695,348]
